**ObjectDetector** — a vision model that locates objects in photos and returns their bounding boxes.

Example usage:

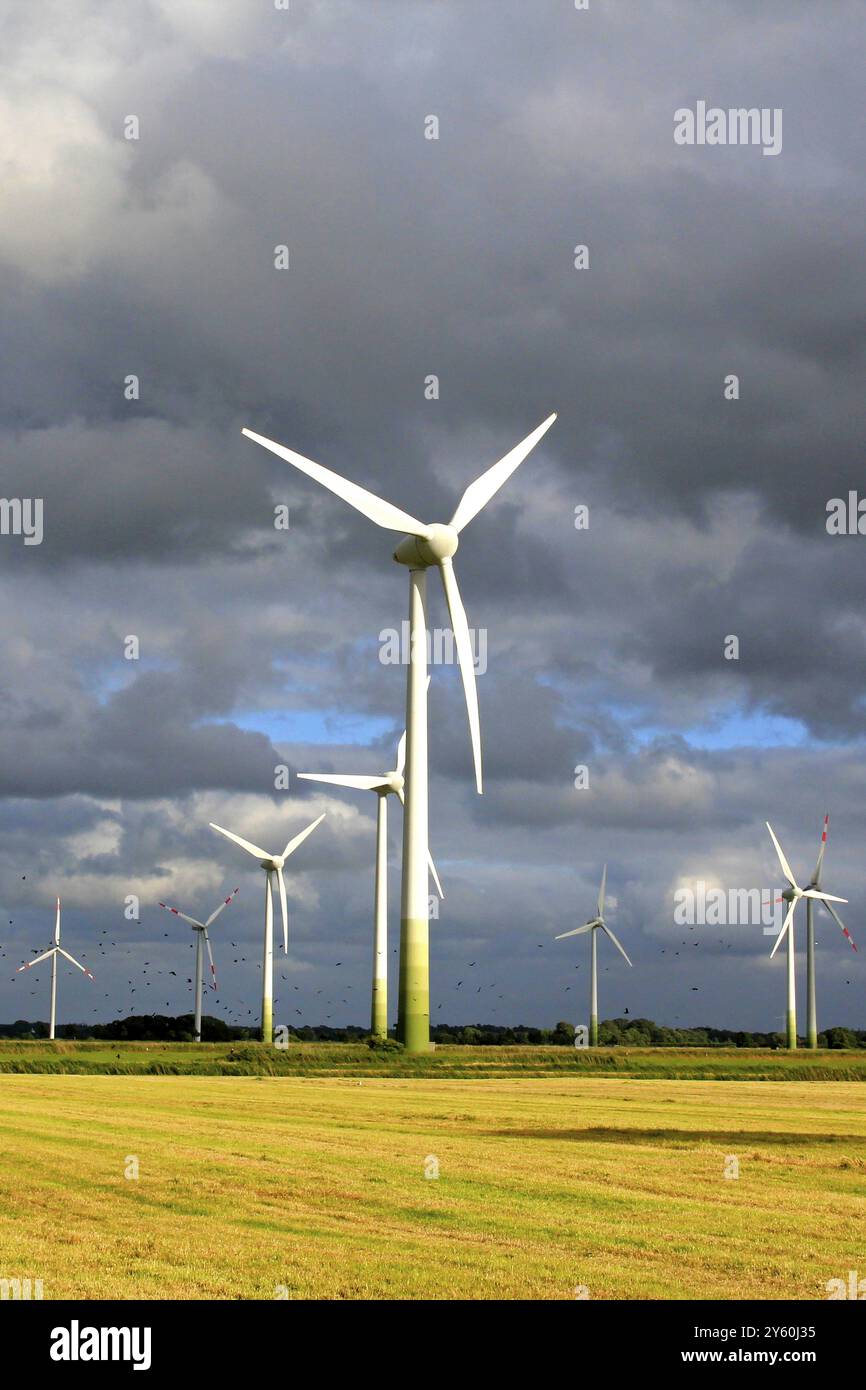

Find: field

[1,1065,865,1299]
[3,1039,866,1079]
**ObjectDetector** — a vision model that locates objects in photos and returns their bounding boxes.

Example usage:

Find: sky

[1,0,864,1034]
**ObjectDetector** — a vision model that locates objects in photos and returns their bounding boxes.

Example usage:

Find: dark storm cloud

[0,1,863,1030]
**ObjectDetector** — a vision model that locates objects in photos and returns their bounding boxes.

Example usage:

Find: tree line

[0,1014,864,1048]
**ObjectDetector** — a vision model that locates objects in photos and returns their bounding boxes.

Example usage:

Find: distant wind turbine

[242,413,556,1051]
[17,898,93,1039]
[767,817,845,1045]
[766,818,853,1050]
[209,814,326,1041]
[158,888,239,1041]
[554,866,631,1046]
[298,711,443,1039]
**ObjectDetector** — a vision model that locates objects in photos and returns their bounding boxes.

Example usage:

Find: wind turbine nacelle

[393,524,458,568]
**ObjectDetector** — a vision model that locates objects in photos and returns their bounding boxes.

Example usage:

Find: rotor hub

[393,523,458,568]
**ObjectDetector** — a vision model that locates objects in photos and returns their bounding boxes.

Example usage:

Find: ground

[1,1064,864,1299]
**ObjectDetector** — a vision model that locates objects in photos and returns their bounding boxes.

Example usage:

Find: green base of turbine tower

[397,914,432,1053]
[786,1009,797,1051]
[370,983,388,1040]
[590,1015,598,1047]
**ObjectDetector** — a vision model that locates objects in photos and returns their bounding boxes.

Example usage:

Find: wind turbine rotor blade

[770,900,797,959]
[597,864,607,918]
[209,823,272,861]
[554,923,594,940]
[297,773,386,791]
[158,901,206,930]
[802,890,847,904]
[428,851,445,901]
[204,886,240,928]
[55,897,61,945]
[821,899,858,952]
[17,948,55,971]
[277,868,289,953]
[812,814,829,887]
[203,929,217,990]
[448,414,557,534]
[58,948,93,979]
[601,923,633,967]
[242,429,429,537]
[438,558,482,793]
[766,822,798,890]
[395,731,406,777]
[282,811,326,860]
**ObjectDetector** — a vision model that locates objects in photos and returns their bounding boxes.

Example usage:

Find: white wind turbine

[766,820,851,1050]
[158,888,239,1042]
[554,866,632,1046]
[242,413,556,1051]
[298,707,444,1040]
[209,813,326,1042]
[17,897,93,1039]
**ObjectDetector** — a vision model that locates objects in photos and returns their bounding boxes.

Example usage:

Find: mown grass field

[0,1073,864,1299]
[2,1039,866,1079]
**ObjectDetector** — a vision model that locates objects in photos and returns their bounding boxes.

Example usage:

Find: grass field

[2,1039,866,1079]
[1,1073,864,1299]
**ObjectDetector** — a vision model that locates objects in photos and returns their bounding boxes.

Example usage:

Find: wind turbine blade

[554,923,594,940]
[203,929,217,990]
[282,811,326,860]
[17,948,55,971]
[428,850,445,901]
[277,868,289,953]
[438,558,482,793]
[448,414,557,534]
[812,814,829,888]
[601,923,632,966]
[204,887,239,928]
[395,786,443,898]
[297,773,386,791]
[597,864,607,918]
[209,823,272,861]
[242,429,428,537]
[770,900,797,959]
[58,948,93,979]
[821,899,858,952]
[55,897,61,946]
[802,890,847,903]
[158,901,206,930]
[766,822,798,890]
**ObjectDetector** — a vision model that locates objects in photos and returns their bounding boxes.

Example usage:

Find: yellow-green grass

[2,1040,866,1079]
[0,1076,864,1299]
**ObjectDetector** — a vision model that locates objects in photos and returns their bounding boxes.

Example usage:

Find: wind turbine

[298,710,444,1040]
[554,865,631,1046]
[209,813,326,1042]
[158,888,239,1042]
[17,898,93,1039]
[767,817,856,1050]
[242,412,556,1051]
[765,821,848,1050]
